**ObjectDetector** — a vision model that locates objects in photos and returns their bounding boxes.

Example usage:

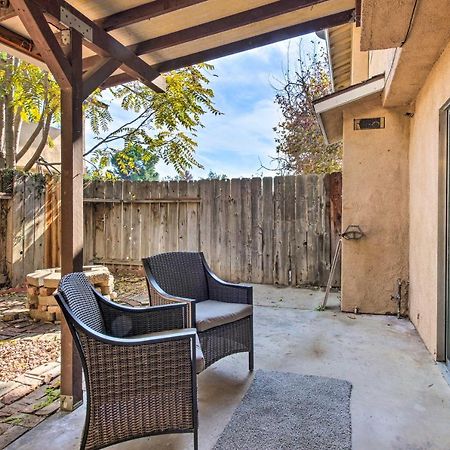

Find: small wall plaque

[354,117,385,130]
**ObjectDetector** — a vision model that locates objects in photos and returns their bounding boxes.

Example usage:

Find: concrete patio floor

[7,286,450,450]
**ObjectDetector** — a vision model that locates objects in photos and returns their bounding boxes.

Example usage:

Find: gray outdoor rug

[213,370,352,450]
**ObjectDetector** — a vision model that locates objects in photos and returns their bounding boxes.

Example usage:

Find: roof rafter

[155,9,355,72]
[0,23,42,61]
[95,0,208,32]
[14,0,165,92]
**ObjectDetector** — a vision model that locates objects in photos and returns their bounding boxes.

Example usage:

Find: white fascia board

[316,112,330,146]
[314,76,385,115]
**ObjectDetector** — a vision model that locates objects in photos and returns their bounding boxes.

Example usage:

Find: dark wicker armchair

[142,252,254,371]
[55,272,200,450]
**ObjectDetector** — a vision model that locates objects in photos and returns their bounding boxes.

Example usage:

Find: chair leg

[249,317,254,371]
[194,428,199,450]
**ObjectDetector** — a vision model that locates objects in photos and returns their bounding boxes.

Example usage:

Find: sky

[86,33,323,180]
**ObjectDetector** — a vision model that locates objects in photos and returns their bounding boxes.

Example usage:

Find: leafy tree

[0,54,60,171]
[203,170,227,180]
[110,143,159,181]
[272,42,342,174]
[87,63,221,179]
[0,52,220,176]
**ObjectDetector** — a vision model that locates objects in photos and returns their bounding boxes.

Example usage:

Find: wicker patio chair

[55,272,200,450]
[142,252,254,371]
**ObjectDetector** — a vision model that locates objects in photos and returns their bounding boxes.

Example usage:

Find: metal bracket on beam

[60,6,92,41]
[60,29,70,45]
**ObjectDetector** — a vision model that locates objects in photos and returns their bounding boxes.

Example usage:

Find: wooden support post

[59,29,83,411]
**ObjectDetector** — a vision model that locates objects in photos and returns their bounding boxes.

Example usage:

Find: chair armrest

[143,268,197,327]
[202,256,253,305]
[73,325,197,407]
[94,291,190,337]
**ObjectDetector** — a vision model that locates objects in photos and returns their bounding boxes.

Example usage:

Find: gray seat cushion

[196,300,253,332]
[129,328,205,374]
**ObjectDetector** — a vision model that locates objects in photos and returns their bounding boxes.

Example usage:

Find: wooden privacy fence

[0,174,61,286]
[84,173,342,287]
[0,173,341,287]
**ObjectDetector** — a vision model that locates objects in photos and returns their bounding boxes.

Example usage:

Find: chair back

[58,272,106,334]
[143,252,208,301]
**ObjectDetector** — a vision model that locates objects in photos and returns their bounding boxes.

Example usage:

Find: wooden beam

[10,0,71,88]
[82,57,122,100]
[59,28,83,411]
[95,0,207,32]
[100,72,134,89]
[0,24,42,61]
[132,0,329,55]
[29,0,165,92]
[155,10,355,73]
[0,4,17,21]
[355,0,361,27]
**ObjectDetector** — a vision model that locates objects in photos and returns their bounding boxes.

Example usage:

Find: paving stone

[1,384,34,405]
[34,400,60,416]
[0,402,29,416]
[29,362,60,383]
[0,422,12,434]
[19,385,48,405]
[0,382,20,399]
[0,424,28,447]
[1,412,45,428]
[29,310,55,322]
[14,374,44,388]
[1,308,29,322]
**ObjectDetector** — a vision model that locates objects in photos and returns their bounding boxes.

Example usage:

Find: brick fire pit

[26,266,116,323]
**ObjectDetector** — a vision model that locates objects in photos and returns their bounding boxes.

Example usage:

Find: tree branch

[22,110,53,172]
[84,105,154,157]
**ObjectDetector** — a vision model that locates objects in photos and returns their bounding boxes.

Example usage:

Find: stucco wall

[368,48,396,79]
[341,97,410,314]
[408,41,450,358]
[351,25,368,85]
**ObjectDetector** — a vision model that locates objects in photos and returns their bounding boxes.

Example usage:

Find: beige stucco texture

[408,41,450,358]
[341,98,410,314]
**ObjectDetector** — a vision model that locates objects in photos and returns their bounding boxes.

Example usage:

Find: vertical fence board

[149,182,161,258]
[104,182,115,263]
[83,181,94,265]
[93,181,106,264]
[251,178,263,283]
[262,177,274,285]
[284,176,296,286]
[241,179,252,282]
[121,181,133,264]
[230,178,242,283]
[178,181,188,251]
[186,181,200,252]
[294,175,307,285]
[273,176,286,285]
[199,180,212,264]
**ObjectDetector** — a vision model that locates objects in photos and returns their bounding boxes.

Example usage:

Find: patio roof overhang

[314,74,384,144]
[0,0,356,411]
[0,0,356,87]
